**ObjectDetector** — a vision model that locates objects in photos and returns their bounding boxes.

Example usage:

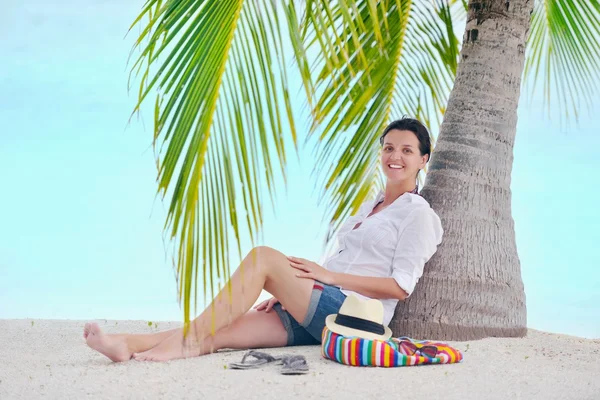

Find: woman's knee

[247,246,284,272]
[251,245,274,254]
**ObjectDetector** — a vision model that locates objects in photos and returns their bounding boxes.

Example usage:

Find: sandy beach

[1,319,598,399]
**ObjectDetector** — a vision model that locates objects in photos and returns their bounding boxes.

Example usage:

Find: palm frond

[525,0,600,119]
[128,0,298,331]
[294,0,463,253]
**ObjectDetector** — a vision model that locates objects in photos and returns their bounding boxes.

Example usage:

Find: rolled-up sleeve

[391,207,443,297]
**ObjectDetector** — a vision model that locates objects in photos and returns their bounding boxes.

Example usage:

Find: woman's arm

[332,272,408,301]
[287,256,408,300]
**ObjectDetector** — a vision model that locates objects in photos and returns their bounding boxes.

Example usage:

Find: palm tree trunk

[391,0,535,340]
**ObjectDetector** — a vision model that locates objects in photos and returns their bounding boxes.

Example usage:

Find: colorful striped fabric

[321,327,463,367]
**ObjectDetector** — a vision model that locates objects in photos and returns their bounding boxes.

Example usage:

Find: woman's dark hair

[379,117,432,161]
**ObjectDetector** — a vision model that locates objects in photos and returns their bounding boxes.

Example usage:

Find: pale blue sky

[0,1,598,339]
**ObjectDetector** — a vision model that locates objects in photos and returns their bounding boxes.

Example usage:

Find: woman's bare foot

[84,323,132,362]
[133,330,203,362]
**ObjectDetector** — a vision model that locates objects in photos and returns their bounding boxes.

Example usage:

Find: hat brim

[325,314,392,341]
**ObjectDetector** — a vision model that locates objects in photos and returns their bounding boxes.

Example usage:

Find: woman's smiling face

[380,129,428,182]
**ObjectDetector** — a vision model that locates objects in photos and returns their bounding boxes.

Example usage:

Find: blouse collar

[375,185,419,205]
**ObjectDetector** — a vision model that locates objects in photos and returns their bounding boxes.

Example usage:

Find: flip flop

[280,355,309,375]
[228,350,282,369]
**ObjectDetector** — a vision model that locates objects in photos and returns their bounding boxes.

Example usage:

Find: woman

[84,117,443,362]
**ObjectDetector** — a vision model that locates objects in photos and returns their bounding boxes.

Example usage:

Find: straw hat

[325,294,392,341]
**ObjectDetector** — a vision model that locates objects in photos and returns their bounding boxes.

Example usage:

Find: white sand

[1,319,599,399]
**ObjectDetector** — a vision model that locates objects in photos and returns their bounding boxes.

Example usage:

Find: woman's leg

[133,246,313,361]
[84,324,180,362]
[84,309,287,362]
[200,309,288,353]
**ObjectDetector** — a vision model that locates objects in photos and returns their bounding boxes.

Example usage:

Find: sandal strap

[282,355,307,366]
[241,350,278,364]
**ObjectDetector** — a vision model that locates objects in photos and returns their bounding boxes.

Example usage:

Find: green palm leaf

[128,0,299,331]
[525,0,600,119]
[294,0,463,251]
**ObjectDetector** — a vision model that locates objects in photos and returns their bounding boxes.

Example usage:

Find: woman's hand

[253,297,284,312]
[287,256,337,286]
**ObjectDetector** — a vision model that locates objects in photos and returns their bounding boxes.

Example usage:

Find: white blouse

[323,190,443,326]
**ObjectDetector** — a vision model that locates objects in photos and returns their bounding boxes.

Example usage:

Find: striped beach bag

[321,327,463,367]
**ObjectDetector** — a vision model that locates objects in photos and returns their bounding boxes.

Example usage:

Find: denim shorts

[272,282,347,346]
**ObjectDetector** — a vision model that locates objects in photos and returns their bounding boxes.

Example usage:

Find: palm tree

[128,0,600,340]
